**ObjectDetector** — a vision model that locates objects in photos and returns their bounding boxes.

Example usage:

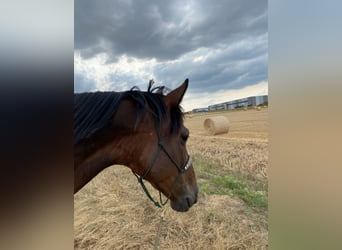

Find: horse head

[74,79,198,212]
[113,79,198,212]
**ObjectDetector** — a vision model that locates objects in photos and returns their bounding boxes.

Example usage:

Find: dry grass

[185,108,268,140]
[74,109,268,249]
[188,137,268,183]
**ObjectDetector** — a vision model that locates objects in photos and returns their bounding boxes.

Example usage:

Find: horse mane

[74,83,183,145]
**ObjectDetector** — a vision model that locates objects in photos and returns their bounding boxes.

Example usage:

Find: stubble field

[74,107,268,249]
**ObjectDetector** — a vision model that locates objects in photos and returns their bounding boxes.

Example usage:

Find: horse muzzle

[170,188,198,212]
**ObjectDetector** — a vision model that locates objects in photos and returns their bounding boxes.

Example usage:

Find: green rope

[132,115,189,209]
[131,107,192,250]
[133,161,184,209]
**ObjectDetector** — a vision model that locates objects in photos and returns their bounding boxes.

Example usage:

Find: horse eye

[181,133,189,141]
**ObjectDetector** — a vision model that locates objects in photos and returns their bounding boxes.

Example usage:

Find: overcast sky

[74,0,268,111]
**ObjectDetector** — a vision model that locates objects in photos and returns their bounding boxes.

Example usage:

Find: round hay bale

[243,107,247,111]
[257,107,261,111]
[203,116,229,135]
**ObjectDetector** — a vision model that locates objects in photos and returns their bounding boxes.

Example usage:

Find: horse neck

[74,131,145,193]
[74,134,118,192]
[74,100,155,193]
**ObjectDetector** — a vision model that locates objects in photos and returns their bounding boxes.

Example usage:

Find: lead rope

[153,207,166,250]
[132,116,192,249]
[152,171,182,249]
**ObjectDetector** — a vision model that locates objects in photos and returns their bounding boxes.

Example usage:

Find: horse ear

[164,79,189,107]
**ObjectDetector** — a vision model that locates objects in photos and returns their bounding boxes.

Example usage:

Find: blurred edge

[269,1,342,250]
[1,0,342,250]
[0,1,74,250]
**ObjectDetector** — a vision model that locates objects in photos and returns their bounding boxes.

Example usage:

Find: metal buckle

[183,155,192,171]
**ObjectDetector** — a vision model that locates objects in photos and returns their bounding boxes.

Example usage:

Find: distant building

[207,95,268,111]
[254,95,268,106]
[192,107,209,113]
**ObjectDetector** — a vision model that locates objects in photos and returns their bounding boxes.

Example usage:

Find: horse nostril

[186,197,191,207]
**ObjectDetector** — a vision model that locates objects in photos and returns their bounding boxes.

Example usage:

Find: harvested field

[74,107,268,249]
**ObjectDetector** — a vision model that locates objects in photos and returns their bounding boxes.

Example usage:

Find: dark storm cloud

[75,0,267,61]
[153,34,267,92]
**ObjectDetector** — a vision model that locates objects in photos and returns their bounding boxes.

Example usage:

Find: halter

[132,116,192,208]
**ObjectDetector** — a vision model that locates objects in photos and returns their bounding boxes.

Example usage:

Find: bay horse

[74,79,198,212]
